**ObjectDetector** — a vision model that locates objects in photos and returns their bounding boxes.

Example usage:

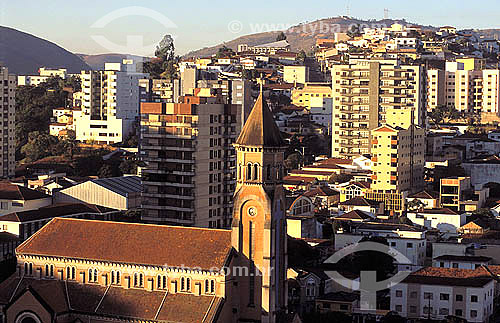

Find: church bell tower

[231,92,287,322]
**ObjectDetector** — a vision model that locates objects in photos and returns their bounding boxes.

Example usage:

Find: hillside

[184,16,435,57]
[77,53,150,70]
[0,26,90,75]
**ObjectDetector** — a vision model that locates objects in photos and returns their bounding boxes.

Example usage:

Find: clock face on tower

[248,207,257,217]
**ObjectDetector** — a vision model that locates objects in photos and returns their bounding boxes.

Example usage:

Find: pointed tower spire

[235,91,284,147]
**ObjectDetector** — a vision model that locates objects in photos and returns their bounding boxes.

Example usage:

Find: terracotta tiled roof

[17,218,232,270]
[303,186,339,197]
[0,183,50,200]
[408,190,439,199]
[335,210,372,221]
[316,158,353,166]
[235,92,284,147]
[402,266,494,287]
[340,196,379,207]
[0,277,222,322]
[0,203,116,223]
[434,255,492,262]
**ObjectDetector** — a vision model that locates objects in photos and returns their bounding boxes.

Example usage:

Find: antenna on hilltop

[346,0,350,17]
[384,8,389,19]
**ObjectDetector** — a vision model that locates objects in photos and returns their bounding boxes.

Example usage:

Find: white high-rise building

[74,61,148,144]
[0,66,16,178]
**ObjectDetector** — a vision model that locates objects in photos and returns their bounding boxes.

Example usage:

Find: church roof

[235,92,284,147]
[16,218,232,270]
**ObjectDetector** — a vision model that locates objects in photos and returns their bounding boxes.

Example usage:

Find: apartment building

[283,66,310,84]
[331,60,426,158]
[0,66,16,178]
[367,119,425,212]
[291,83,332,110]
[440,177,488,212]
[17,67,67,86]
[74,61,147,144]
[140,95,240,228]
[427,62,500,114]
[390,267,495,322]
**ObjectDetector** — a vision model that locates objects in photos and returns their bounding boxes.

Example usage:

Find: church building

[0,92,288,323]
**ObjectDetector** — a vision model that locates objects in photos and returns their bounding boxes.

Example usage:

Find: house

[463,155,500,189]
[406,190,439,209]
[315,292,359,315]
[458,219,490,235]
[54,176,142,210]
[339,196,383,217]
[302,186,339,209]
[407,208,466,234]
[0,203,119,241]
[287,215,322,239]
[0,232,18,262]
[390,267,495,322]
[287,268,335,314]
[333,210,373,222]
[338,181,370,202]
[335,222,427,271]
[432,255,492,269]
[0,183,52,216]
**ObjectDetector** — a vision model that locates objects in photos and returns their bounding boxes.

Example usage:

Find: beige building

[140,95,240,228]
[368,120,425,213]
[74,61,147,144]
[0,66,16,178]
[331,60,426,158]
[283,66,309,84]
[291,83,332,110]
[427,63,500,115]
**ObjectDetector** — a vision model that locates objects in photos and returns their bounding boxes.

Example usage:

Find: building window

[471,310,477,318]
[471,295,478,302]
[410,306,417,313]
[410,291,417,298]
[157,275,167,290]
[455,309,463,316]
[439,308,449,315]
[266,165,271,180]
[66,266,76,280]
[424,292,433,300]
[253,164,258,180]
[246,164,252,180]
[89,268,98,283]
[395,305,402,312]
[24,263,33,276]
[440,293,449,301]
[205,279,215,294]
[456,294,463,301]
[396,290,402,297]
[180,277,191,291]
[111,270,121,285]
[423,306,433,314]
[134,272,144,287]
[45,264,54,278]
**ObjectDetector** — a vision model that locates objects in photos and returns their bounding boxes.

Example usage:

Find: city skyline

[1,0,500,56]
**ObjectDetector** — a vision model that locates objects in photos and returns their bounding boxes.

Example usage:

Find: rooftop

[340,196,380,207]
[0,183,51,201]
[402,266,494,287]
[334,210,372,221]
[235,92,284,147]
[91,176,142,196]
[17,218,232,270]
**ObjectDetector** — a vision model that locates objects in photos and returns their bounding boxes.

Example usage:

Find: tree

[215,45,235,58]
[98,164,115,178]
[406,199,425,211]
[428,105,461,124]
[284,153,300,170]
[20,131,59,162]
[276,31,287,41]
[347,24,362,38]
[155,34,176,62]
[297,50,307,62]
[119,159,138,175]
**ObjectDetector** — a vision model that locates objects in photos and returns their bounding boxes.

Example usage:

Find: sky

[1,0,500,56]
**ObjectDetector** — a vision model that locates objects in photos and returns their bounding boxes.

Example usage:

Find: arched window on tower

[253,164,259,180]
[247,163,252,180]
[266,164,272,180]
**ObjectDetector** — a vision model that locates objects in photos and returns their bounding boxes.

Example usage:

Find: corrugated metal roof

[91,176,142,197]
